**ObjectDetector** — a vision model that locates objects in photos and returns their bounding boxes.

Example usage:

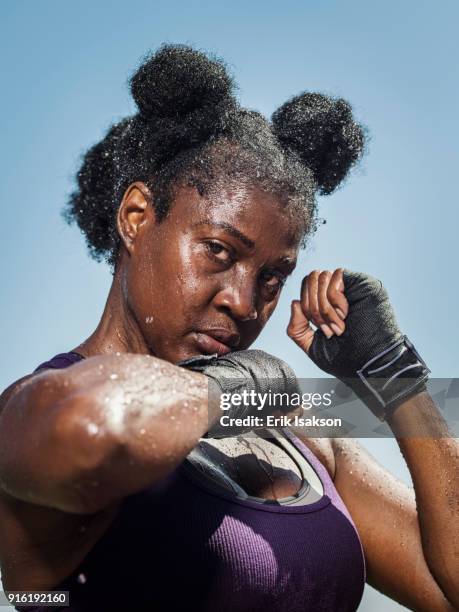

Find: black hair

[64,43,366,270]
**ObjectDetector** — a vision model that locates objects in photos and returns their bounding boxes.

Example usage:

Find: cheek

[257,296,280,327]
[127,242,212,332]
[261,302,275,320]
[239,298,280,347]
[126,271,161,328]
[124,244,169,325]
[174,244,217,307]
[258,312,271,330]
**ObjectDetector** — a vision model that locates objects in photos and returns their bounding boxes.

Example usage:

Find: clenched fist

[287,268,429,419]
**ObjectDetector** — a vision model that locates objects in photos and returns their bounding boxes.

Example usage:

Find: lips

[193,329,240,356]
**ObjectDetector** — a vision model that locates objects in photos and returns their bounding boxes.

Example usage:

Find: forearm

[387,391,459,607]
[0,354,216,513]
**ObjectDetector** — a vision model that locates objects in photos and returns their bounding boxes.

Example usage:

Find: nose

[213,277,258,322]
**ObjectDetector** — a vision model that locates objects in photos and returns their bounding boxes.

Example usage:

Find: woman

[0,44,457,611]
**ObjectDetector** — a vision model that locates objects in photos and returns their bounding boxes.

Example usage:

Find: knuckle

[311,308,321,320]
[327,288,339,302]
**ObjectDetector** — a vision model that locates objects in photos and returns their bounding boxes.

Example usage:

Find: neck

[73,269,151,358]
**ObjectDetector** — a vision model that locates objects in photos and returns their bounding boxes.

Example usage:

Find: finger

[287,300,315,354]
[300,275,310,322]
[305,270,334,338]
[300,275,315,329]
[328,268,349,320]
[301,270,321,322]
[318,271,345,335]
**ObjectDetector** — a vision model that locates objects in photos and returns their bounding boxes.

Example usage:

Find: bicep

[331,438,455,611]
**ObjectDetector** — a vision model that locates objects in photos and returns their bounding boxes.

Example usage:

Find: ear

[117,182,154,255]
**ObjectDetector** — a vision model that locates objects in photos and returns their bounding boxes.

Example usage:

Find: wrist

[345,336,431,421]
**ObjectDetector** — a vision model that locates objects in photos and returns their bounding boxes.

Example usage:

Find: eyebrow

[191,221,255,249]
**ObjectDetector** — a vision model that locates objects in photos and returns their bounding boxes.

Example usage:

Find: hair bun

[130,43,236,120]
[271,92,366,195]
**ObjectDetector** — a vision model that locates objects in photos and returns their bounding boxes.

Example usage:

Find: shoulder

[0,352,83,415]
[0,373,38,414]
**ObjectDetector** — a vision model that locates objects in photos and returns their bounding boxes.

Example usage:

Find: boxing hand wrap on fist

[178,349,301,436]
[290,270,430,420]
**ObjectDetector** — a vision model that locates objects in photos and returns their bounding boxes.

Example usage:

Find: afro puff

[64,43,366,269]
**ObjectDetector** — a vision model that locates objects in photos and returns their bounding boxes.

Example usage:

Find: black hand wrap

[178,349,301,435]
[308,270,430,420]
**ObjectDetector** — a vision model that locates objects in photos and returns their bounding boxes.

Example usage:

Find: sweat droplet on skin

[86,423,99,436]
[145,316,154,324]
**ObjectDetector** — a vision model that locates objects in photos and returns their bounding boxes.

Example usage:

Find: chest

[65,461,365,612]
[191,433,332,500]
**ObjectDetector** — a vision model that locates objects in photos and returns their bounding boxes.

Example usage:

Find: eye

[204,240,234,265]
[259,270,286,293]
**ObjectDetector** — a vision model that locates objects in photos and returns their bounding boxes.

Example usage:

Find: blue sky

[1,2,457,609]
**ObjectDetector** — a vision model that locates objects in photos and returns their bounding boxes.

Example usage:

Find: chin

[166,344,200,365]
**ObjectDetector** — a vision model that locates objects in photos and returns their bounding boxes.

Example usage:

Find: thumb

[286,300,315,354]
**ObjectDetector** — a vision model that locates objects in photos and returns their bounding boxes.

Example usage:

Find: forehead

[171,183,301,250]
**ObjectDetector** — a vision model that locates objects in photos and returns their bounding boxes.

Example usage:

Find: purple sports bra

[17,351,366,611]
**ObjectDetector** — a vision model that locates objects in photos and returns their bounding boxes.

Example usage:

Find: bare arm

[387,391,459,608]
[330,392,459,611]
[287,267,459,608]
[0,354,215,515]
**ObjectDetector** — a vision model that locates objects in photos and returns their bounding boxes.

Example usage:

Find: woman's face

[120,181,300,364]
